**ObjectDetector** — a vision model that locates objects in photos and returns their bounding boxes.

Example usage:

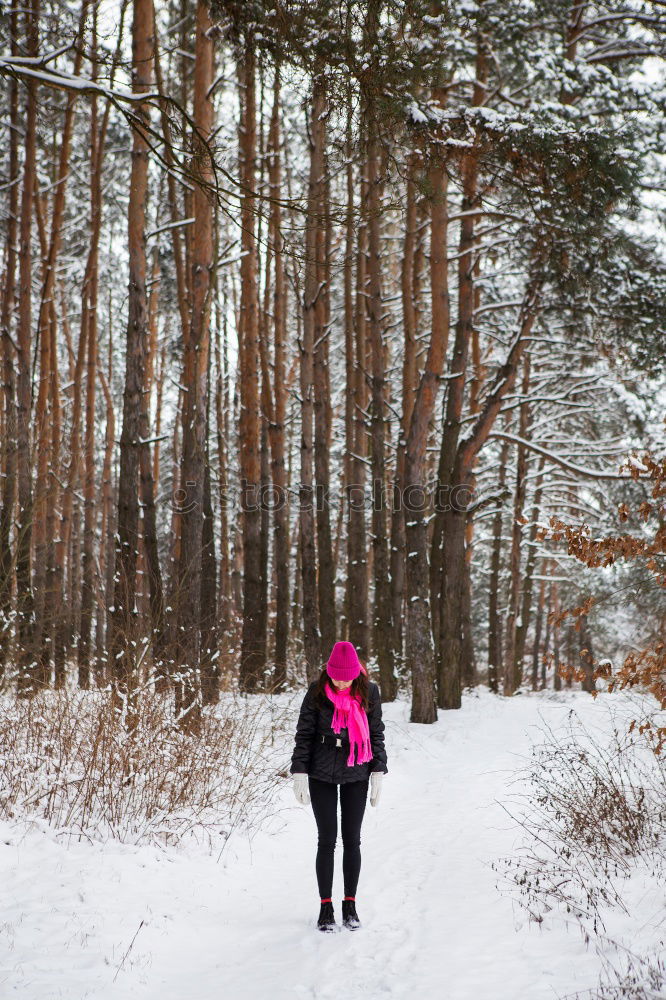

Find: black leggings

[308,775,369,899]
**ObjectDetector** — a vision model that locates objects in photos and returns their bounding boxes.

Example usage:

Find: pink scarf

[324,681,373,767]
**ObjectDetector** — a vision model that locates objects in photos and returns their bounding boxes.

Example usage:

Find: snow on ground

[1,689,662,1000]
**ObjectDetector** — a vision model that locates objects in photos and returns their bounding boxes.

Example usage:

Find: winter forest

[1,0,665,997]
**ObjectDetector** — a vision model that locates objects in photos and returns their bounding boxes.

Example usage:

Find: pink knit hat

[326,641,365,682]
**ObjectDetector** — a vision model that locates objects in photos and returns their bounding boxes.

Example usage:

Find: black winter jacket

[290,680,388,784]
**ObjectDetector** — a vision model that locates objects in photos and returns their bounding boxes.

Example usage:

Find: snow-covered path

[0,692,633,999]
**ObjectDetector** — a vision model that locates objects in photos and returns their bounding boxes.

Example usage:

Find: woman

[290,640,388,932]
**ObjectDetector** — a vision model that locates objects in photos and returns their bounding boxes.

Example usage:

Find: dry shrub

[496,703,666,998]
[0,687,291,850]
[562,949,666,1000]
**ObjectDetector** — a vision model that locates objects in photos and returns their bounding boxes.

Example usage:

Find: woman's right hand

[293,773,311,806]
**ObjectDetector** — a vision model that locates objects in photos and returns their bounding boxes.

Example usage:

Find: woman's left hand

[370,771,383,808]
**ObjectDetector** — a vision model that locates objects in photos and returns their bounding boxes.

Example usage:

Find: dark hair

[314,663,370,711]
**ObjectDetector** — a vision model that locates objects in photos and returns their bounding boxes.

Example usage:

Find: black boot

[317,900,336,932]
[342,898,361,930]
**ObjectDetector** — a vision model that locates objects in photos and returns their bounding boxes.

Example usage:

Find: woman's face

[331,677,353,691]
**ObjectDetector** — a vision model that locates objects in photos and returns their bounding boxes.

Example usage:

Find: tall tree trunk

[97,359,115,680]
[266,68,289,689]
[259,387,270,681]
[341,101,355,646]
[434,164,475,710]
[257,78,270,688]
[15,0,39,694]
[78,270,98,688]
[552,581,562,691]
[109,0,154,724]
[215,297,231,635]
[79,26,102,687]
[139,416,166,671]
[53,313,87,686]
[174,0,215,726]
[404,150,449,723]
[299,71,326,683]
[32,194,53,686]
[0,0,20,678]
[390,156,419,677]
[366,116,395,698]
[531,565,546,690]
[487,428,510,692]
[314,153,336,658]
[503,353,531,695]
[200,426,219,705]
[138,252,166,677]
[346,142,370,661]
[460,537,476,688]
[542,565,553,689]
[238,31,265,692]
[42,302,61,680]
[514,456,545,679]
[68,495,83,663]
[460,259,485,690]
[165,383,183,667]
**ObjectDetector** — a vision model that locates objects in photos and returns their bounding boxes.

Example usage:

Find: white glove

[293,773,310,806]
[370,771,383,808]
